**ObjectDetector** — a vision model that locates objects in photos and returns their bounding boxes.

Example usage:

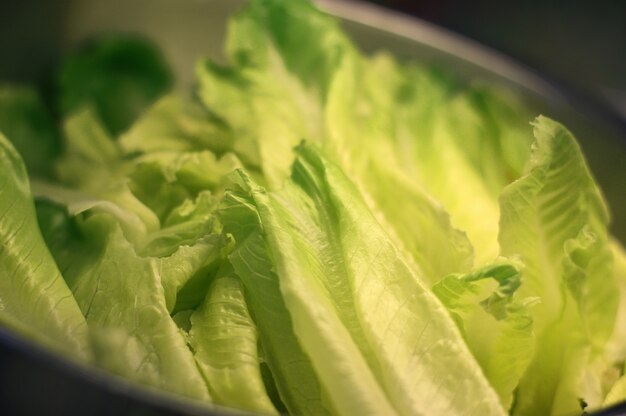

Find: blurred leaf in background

[57,36,173,136]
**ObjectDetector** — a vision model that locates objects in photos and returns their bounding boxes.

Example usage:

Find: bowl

[1,1,625,415]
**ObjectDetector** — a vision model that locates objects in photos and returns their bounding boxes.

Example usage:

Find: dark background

[366,0,626,120]
[2,0,624,119]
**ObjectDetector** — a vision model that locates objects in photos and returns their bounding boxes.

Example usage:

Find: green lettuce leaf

[599,240,626,408]
[189,267,278,414]
[226,2,479,282]
[224,143,506,416]
[499,116,618,415]
[219,185,332,416]
[607,240,626,363]
[0,133,90,359]
[54,107,159,243]
[206,0,499,280]
[323,54,476,282]
[138,191,220,257]
[127,150,243,222]
[0,85,61,177]
[33,181,153,247]
[432,259,536,409]
[226,0,353,95]
[393,74,502,265]
[362,158,475,283]
[36,191,230,315]
[156,234,229,314]
[119,93,233,155]
[195,0,353,188]
[442,87,533,197]
[325,58,533,268]
[40,208,211,401]
[57,36,173,135]
[195,57,315,188]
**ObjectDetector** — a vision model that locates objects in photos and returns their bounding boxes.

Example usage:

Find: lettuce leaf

[0,133,90,359]
[219,184,332,416]
[54,107,160,243]
[223,143,506,416]
[607,240,626,363]
[499,117,618,415]
[323,54,477,281]
[119,93,233,155]
[38,207,211,401]
[220,0,480,283]
[433,259,536,409]
[0,85,61,177]
[189,267,278,414]
[57,36,173,135]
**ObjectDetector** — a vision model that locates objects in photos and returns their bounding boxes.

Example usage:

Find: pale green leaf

[190,269,278,414]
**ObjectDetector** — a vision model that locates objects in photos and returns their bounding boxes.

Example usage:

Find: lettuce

[57,36,173,136]
[500,117,618,415]
[38,206,211,401]
[0,133,90,360]
[0,86,61,177]
[0,0,624,415]
[221,143,505,415]
[432,259,537,408]
[189,267,279,414]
